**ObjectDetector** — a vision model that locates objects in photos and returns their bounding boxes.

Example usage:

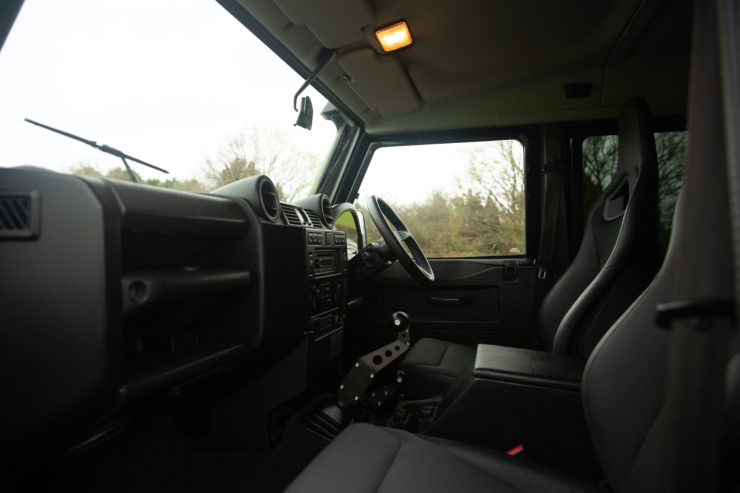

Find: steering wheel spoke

[367,196,435,284]
[394,229,412,242]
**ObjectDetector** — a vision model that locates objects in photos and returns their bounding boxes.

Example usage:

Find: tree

[69,163,104,178]
[106,167,142,182]
[68,125,323,199]
[458,140,526,254]
[581,135,619,216]
[355,140,527,258]
[69,163,207,192]
[581,132,687,251]
[204,126,323,202]
[655,131,687,228]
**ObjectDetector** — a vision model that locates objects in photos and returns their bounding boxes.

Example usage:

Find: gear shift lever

[308,313,413,439]
[392,311,410,331]
[335,312,411,407]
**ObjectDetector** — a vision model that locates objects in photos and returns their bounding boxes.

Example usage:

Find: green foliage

[334,210,361,251]
[359,140,526,258]
[67,125,324,198]
[66,128,686,262]
[69,163,207,192]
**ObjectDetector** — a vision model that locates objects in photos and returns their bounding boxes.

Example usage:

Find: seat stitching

[582,281,655,487]
[434,342,450,367]
[390,436,529,493]
[413,364,461,378]
[373,431,403,493]
[626,405,664,478]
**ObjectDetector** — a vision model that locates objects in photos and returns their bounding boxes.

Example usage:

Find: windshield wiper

[24,118,169,183]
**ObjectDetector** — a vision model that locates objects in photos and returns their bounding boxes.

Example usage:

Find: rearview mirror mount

[294,96,313,130]
[291,48,335,131]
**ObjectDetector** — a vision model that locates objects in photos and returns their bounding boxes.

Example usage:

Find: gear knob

[391,311,410,331]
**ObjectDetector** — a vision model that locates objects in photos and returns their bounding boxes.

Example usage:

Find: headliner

[231,0,692,134]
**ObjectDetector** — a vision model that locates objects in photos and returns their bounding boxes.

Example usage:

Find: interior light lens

[375,21,413,52]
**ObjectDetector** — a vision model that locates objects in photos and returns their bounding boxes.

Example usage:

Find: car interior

[1,0,738,492]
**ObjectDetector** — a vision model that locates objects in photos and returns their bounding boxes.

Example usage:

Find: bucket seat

[399,97,661,399]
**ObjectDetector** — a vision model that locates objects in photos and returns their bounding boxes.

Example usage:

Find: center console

[304,228,348,392]
[306,228,348,345]
[419,344,601,480]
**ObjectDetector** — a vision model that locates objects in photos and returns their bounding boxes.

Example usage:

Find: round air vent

[320,194,334,227]
[258,177,280,222]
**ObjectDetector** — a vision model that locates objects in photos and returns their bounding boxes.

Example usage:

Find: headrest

[601,97,657,222]
[617,97,657,183]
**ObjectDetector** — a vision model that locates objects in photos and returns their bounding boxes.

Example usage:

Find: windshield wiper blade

[24,118,169,183]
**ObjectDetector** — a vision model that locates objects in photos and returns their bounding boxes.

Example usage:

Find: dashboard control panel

[306,228,348,341]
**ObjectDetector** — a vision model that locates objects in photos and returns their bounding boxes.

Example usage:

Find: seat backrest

[581,2,737,489]
[539,97,660,358]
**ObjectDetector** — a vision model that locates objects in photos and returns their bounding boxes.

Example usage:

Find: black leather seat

[286,183,735,492]
[285,423,601,493]
[399,97,661,399]
[289,222,679,492]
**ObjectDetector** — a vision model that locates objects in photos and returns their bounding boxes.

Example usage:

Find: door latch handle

[503,260,519,281]
[425,296,471,306]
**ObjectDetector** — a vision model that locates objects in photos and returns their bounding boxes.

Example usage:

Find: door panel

[366,258,539,348]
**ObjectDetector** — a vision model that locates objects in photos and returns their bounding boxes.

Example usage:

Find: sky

[359,143,508,206]
[0,0,336,184]
[0,0,516,206]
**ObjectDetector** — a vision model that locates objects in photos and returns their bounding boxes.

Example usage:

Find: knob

[391,311,410,332]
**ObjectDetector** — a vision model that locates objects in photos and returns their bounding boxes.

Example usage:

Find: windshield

[0,0,337,202]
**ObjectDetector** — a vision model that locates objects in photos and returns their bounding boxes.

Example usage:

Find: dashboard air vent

[258,178,280,222]
[0,192,39,239]
[304,210,322,227]
[282,204,302,226]
[320,195,334,227]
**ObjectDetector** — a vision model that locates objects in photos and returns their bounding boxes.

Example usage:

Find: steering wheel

[367,196,435,284]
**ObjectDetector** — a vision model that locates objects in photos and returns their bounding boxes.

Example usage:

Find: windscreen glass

[0,0,337,201]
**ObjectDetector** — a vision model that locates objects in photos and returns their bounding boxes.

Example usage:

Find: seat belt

[535,156,564,280]
[658,1,738,491]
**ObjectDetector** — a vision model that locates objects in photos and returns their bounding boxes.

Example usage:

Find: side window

[581,131,688,253]
[357,139,526,258]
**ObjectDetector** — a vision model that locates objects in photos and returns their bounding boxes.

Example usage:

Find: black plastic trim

[122,269,251,315]
[655,298,736,328]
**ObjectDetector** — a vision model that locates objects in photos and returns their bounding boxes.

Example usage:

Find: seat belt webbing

[535,157,563,280]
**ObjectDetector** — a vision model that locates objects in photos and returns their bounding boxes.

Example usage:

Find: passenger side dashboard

[0,168,347,459]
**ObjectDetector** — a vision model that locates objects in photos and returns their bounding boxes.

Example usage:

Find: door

[347,136,542,348]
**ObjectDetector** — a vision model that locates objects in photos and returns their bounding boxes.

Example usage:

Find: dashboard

[0,167,349,451]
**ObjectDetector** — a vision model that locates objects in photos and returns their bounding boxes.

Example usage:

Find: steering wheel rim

[367,195,435,284]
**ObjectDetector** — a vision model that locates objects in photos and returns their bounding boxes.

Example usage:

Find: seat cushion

[285,423,601,493]
[398,338,476,399]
